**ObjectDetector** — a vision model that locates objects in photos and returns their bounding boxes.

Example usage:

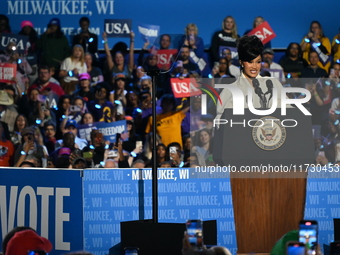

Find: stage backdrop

[0,168,339,254]
[3,0,340,49]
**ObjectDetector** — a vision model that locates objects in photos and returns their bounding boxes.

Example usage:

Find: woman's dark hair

[80,112,94,124]
[160,94,176,111]
[57,95,71,114]
[310,20,325,38]
[0,14,11,32]
[18,26,38,48]
[79,16,90,26]
[47,24,64,38]
[95,82,110,101]
[195,128,212,147]
[286,42,303,59]
[237,35,264,62]
[218,56,234,77]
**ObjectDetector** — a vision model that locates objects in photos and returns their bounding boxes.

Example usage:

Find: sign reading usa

[171,78,202,98]
[104,19,132,38]
[247,21,276,45]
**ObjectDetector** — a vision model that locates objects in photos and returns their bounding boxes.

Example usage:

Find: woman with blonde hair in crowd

[300,20,331,72]
[178,23,204,59]
[59,44,87,95]
[210,15,240,63]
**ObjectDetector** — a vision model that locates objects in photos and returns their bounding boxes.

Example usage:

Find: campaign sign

[78,123,98,142]
[0,168,83,254]
[0,33,29,54]
[156,49,178,70]
[247,21,276,45]
[95,120,126,143]
[104,19,132,38]
[138,23,160,45]
[0,63,17,83]
[171,78,202,98]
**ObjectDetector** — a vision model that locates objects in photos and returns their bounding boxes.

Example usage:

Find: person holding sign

[210,16,240,63]
[300,21,331,72]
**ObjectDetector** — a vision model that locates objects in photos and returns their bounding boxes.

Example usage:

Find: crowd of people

[0,13,339,168]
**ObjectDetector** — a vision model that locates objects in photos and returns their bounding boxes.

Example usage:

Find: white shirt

[60,57,87,83]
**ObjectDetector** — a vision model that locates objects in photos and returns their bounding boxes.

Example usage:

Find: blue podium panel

[0,168,84,254]
[83,168,237,254]
[305,170,340,248]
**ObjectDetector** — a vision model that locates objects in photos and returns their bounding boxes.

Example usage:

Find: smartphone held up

[186,219,203,249]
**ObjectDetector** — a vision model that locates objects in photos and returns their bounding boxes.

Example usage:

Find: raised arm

[102,32,114,71]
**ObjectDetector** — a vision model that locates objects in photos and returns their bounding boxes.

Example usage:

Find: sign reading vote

[104,19,132,37]
[0,33,29,54]
[247,21,276,45]
[171,78,202,98]
[0,63,17,83]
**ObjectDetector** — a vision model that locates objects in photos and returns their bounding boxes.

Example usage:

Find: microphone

[252,79,266,108]
[265,79,273,95]
[264,79,274,107]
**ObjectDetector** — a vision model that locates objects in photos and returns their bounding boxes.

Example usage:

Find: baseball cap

[115,73,126,81]
[59,147,71,156]
[65,119,78,129]
[263,48,274,55]
[6,230,53,255]
[48,17,60,27]
[21,127,34,136]
[79,73,91,81]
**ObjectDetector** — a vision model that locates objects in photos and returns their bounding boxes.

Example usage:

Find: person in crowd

[301,51,328,78]
[210,57,235,87]
[32,125,49,160]
[10,114,28,149]
[2,226,36,255]
[192,128,213,166]
[145,94,189,148]
[88,82,116,122]
[44,121,57,155]
[72,16,98,55]
[102,31,135,82]
[0,14,11,38]
[110,73,127,111]
[59,44,87,95]
[131,65,146,91]
[332,29,340,62]
[18,20,39,84]
[173,45,200,76]
[210,16,240,63]
[262,48,285,83]
[0,90,18,132]
[14,127,45,167]
[300,20,331,72]
[50,132,77,166]
[156,143,168,166]
[222,47,240,78]
[0,121,14,166]
[182,96,203,135]
[80,112,95,125]
[167,142,184,167]
[84,52,103,86]
[29,65,65,108]
[37,17,70,77]
[73,72,95,103]
[57,119,87,150]
[0,41,32,93]
[121,116,142,153]
[178,23,204,59]
[244,16,271,48]
[279,42,308,79]
[125,91,140,117]
[53,95,71,139]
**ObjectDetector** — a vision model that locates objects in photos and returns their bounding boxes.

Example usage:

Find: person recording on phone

[172,45,200,77]
[215,35,284,121]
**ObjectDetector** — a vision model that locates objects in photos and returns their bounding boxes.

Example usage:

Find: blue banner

[0,33,29,54]
[0,168,83,254]
[83,168,237,254]
[137,23,160,45]
[96,120,126,143]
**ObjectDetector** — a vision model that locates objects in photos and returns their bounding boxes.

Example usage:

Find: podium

[213,108,314,253]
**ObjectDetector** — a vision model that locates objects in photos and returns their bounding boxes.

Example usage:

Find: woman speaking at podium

[215,35,284,120]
